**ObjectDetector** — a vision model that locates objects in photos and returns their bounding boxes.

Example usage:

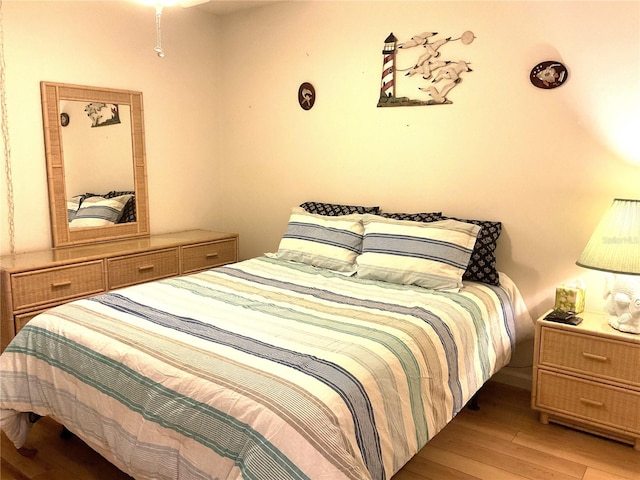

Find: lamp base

[608,315,640,334]
[604,274,640,335]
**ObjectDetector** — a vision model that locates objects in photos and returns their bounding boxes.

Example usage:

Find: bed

[1,204,530,480]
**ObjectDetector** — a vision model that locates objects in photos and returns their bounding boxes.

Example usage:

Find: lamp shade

[576,198,640,275]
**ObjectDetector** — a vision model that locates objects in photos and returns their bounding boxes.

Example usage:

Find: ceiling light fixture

[141,0,209,58]
[141,0,179,58]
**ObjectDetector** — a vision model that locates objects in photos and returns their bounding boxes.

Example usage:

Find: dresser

[1,230,238,351]
[532,310,640,450]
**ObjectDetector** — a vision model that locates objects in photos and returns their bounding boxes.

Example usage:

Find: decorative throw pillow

[300,201,380,216]
[269,207,364,273]
[105,191,137,223]
[104,190,134,198]
[117,196,137,223]
[443,216,502,285]
[379,212,443,222]
[356,215,480,291]
[69,194,133,228]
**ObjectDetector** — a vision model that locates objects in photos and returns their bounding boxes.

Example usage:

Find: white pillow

[69,194,132,229]
[356,215,480,291]
[269,207,364,274]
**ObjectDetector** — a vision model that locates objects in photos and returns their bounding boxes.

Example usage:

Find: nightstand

[532,310,640,450]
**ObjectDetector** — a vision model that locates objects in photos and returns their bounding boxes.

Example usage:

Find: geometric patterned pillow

[379,211,443,222]
[443,216,502,285]
[104,190,134,198]
[117,196,137,223]
[300,201,380,216]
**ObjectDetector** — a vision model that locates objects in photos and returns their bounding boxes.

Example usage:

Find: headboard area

[287,200,533,346]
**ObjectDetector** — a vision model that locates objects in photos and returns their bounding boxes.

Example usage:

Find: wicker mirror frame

[41,81,150,248]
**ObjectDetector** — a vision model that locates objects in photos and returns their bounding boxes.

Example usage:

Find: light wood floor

[1,381,638,480]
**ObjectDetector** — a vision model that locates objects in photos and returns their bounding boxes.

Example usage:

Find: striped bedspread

[1,257,517,480]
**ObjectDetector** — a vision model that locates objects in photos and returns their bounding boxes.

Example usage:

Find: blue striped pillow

[67,195,83,222]
[69,194,133,229]
[356,215,480,291]
[270,207,364,274]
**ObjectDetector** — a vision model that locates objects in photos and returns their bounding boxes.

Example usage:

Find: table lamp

[576,198,640,334]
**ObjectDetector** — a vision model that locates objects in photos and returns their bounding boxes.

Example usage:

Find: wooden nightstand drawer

[539,327,640,387]
[181,238,237,274]
[108,248,179,289]
[11,261,105,310]
[536,370,640,435]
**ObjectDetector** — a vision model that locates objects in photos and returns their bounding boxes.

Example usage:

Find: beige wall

[62,101,134,195]
[217,1,640,316]
[0,0,222,253]
[1,1,639,386]
[214,0,639,385]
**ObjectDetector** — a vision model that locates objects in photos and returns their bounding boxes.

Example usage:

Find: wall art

[85,102,120,127]
[298,82,316,110]
[529,61,568,89]
[378,30,475,107]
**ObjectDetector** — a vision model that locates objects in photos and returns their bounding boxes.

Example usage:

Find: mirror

[41,82,150,248]
[61,100,134,221]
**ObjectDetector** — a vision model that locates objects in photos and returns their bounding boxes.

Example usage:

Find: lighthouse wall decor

[378,30,475,107]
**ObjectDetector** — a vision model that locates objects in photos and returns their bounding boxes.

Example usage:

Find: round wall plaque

[530,61,568,89]
[298,82,316,110]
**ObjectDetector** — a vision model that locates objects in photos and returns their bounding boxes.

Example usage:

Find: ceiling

[190,0,281,16]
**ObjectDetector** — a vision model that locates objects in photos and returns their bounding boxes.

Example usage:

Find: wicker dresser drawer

[540,328,640,387]
[11,261,105,310]
[181,238,237,274]
[1,230,238,352]
[108,248,179,289]
[15,310,46,334]
[536,370,640,435]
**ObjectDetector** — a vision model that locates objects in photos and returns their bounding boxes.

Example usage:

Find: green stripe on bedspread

[6,325,310,480]
[91,291,386,480]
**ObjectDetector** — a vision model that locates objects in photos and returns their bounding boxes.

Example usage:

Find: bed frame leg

[28,412,42,424]
[17,446,38,458]
[467,392,480,411]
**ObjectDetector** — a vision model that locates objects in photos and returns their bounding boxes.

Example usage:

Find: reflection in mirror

[61,101,134,195]
[41,82,150,248]
[60,101,135,229]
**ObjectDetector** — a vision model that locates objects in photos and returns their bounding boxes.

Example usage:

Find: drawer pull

[138,265,155,272]
[205,253,219,259]
[579,398,604,408]
[51,281,72,288]
[582,352,608,362]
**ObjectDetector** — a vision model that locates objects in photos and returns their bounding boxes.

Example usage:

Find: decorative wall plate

[530,61,568,89]
[298,82,315,110]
